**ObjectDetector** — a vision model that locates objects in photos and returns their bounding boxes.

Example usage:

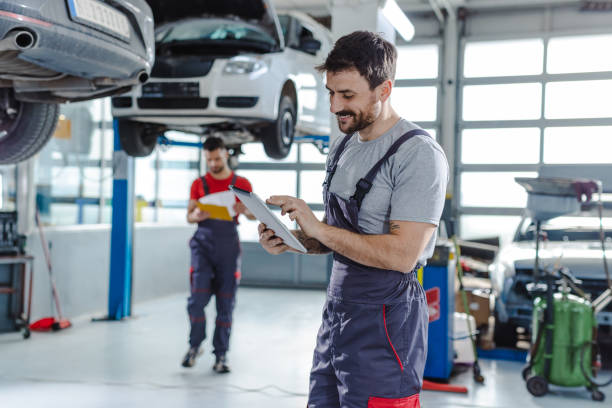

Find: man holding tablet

[258,31,448,408]
[183,136,255,373]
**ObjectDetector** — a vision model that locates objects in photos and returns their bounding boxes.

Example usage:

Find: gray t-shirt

[326,119,449,264]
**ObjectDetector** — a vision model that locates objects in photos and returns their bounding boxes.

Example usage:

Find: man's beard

[336,109,376,134]
[209,165,225,174]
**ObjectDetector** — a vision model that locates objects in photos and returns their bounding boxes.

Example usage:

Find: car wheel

[0,90,59,165]
[493,317,518,348]
[261,95,295,159]
[118,119,161,157]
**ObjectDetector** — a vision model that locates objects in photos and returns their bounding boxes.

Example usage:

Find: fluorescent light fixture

[381,0,415,41]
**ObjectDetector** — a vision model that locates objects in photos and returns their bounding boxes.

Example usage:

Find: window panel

[82,205,101,224]
[423,128,437,140]
[238,170,297,197]
[50,203,79,226]
[464,39,544,78]
[51,167,80,197]
[544,126,612,164]
[135,154,157,202]
[545,80,612,119]
[548,34,612,74]
[392,86,437,122]
[461,128,540,164]
[82,167,112,198]
[396,44,439,79]
[158,168,198,201]
[300,170,325,204]
[460,171,537,208]
[459,215,521,244]
[239,142,297,163]
[463,83,542,121]
[300,143,327,163]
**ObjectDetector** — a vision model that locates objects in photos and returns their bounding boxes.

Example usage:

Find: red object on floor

[30,317,55,331]
[422,380,468,394]
[30,317,72,332]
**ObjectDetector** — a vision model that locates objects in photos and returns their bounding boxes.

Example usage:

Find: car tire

[118,120,161,157]
[261,95,295,159]
[0,97,59,165]
[493,318,518,348]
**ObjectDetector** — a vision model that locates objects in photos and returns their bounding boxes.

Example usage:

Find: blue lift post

[107,119,135,320]
[104,133,330,319]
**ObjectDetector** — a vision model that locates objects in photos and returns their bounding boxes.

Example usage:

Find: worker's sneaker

[213,354,230,373]
[181,347,201,368]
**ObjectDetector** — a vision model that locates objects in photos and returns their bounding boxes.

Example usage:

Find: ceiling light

[381,0,415,41]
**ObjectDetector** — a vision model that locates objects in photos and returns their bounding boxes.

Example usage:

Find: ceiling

[271,0,586,15]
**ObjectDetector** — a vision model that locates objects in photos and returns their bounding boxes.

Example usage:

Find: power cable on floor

[1,376,308,397]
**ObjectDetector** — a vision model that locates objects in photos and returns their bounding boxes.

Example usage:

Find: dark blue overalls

[187,175,241,357]
[308,130,430,408]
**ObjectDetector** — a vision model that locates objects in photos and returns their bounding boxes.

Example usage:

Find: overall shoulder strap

[201,176,209,196]
[350,129,431,209]
[323,133,354,190]
[230,173,237,187]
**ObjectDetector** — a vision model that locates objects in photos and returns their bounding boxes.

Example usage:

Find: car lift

[105,127,330,320]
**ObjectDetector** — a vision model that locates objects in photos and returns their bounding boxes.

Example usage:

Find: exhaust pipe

[14,30,35,49]
[137,71,149,84]
[0,30,36,51]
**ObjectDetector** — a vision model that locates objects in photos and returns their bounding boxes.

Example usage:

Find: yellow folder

[196,202,233,221]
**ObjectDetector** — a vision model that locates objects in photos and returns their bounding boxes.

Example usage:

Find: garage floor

[0,287,609,408]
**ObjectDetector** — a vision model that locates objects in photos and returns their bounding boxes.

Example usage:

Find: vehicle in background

[490,214,612,347]
[112,0,332,159]
[0,0,154,165]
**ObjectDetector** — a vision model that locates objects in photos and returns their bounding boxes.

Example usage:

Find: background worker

[183,136,255,373]
[258,31,449,407]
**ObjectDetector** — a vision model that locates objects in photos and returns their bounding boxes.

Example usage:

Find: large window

[235,142,326,241]
[458,33,612,241]
[36,99,114,225]
[392,43,441,138]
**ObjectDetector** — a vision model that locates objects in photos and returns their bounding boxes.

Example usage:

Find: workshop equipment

[516,177,612,402]
[454,237,485,384]
[422,242,455,381]
[0,211,26,255]
[30,210,71,331]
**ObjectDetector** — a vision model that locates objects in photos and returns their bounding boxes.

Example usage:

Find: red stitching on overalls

[193,288,210,293]
[215,319,231,328]
[189,316,206,323]
[367,394,420,408]
[383,305,404,371]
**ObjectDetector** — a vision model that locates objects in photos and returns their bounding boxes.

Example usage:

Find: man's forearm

[316,224,420,272]
[292,230,331,254]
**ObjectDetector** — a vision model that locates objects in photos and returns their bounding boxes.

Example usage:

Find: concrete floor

[0,287,610,408]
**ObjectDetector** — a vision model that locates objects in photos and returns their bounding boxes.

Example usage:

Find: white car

[490,215,612,347]
[112,0,332,159]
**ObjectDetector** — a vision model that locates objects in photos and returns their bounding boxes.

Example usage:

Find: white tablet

[230,186,307,253]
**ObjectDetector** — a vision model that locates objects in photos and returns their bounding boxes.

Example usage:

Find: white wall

[26,224,192,321]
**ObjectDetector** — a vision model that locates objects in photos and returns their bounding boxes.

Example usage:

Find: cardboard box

[455,289,491,327]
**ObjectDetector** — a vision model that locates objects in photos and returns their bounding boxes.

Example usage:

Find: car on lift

[0,0,154,165]
[490,214,612,347]
[111,0,332,159]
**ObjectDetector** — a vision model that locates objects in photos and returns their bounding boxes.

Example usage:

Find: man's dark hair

[203,136,226,152]
[316,31,397,90]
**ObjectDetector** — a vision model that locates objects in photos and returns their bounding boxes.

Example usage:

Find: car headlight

[223,57,267,75]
